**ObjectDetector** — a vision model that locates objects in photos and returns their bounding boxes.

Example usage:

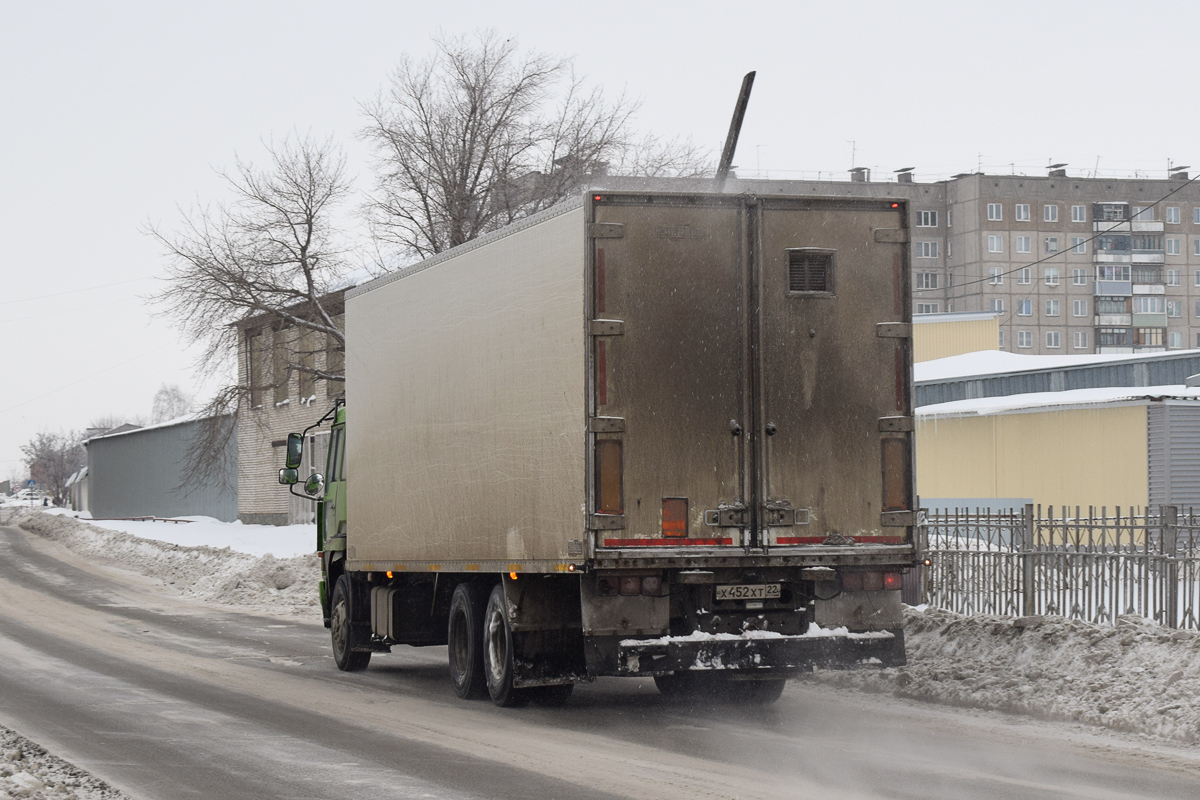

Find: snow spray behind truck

[281,189,917,706]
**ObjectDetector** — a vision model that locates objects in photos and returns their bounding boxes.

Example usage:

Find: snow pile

[41,509,317,558]
[0,725,129,800]
[804,605,1200,743]
[12,511,320,619]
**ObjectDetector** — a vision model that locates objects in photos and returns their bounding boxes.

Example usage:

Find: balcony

[1132,313,1168,327]
[1133,220,1164,232]
[1095,253,1132,263]
[1095,221,1131,233]
[1094,280,1132,296]
[1132,251,1166,264]
[1132,284,1165,295]
[1094,314,1132,326]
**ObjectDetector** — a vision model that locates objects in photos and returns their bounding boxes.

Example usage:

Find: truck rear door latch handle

[729,419,743,436]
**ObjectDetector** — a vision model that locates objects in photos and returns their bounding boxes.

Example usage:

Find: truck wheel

[483,584,530,707]
[447,583,489,699]
[732,678,787,704]
[330,573,371,671]
[653,673,708,699]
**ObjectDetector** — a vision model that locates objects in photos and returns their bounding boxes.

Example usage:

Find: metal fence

[918,505,1200,629]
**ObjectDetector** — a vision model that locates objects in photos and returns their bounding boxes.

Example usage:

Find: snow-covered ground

[38,507,316,558]
[11,510,321,619]
[0,726,129,800]
[8,509,1200,747]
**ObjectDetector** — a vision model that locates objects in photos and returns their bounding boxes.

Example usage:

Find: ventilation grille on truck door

[787,249,834,294]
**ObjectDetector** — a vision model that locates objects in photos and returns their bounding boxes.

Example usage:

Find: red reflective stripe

[775,535,906,545]
[597,340,607,406]
[602,537,734,547]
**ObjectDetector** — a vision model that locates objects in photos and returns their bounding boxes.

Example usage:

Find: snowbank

[803,605,1200,743]
[12,510,321,619]
[0,726,129,800]
[38,508,317,558]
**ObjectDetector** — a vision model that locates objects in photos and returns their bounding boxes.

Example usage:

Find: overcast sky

[2,0,1196,480]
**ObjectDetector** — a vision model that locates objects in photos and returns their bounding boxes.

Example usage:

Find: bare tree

[151,383,194,424]
[149,134,352,485]
[361,31,710,260]
[21,431,84,505]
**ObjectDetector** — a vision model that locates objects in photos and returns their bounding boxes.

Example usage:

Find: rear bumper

[613,627,905,676]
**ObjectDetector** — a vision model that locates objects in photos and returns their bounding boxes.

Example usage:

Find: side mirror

[304,472,325,497]
[285,433,304,470]
[278,468,299,485]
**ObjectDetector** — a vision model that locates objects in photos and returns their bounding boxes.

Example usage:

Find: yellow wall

[916,404,1149,513]
[914,317,999,362]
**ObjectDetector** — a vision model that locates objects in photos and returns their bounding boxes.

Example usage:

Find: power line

[0,276,152,306]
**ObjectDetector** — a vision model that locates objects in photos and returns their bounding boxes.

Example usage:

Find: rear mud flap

[615,628,905,676]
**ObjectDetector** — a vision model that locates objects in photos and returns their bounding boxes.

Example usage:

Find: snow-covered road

[1,513,1199,799]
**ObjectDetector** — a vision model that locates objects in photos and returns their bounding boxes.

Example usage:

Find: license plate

[715,584,781,601]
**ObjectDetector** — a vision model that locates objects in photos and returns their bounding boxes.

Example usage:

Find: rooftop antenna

[716,71,755,192]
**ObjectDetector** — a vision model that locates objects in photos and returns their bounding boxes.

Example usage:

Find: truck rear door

[587,193,912,553]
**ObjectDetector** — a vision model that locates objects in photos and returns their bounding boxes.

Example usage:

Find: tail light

[840,571,903,591]
[640,575,663,596]
[619,576,641,596]
[597,574,665,597]
[881,437,911,511]
[662,498,687,537]
[595,440,623,514]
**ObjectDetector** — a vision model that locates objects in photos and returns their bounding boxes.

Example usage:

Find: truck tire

[447,582,489,699]
[482,584,530,707]
[330,573,371,672]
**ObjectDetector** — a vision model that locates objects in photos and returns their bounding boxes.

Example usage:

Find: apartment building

[736,170,1200,355]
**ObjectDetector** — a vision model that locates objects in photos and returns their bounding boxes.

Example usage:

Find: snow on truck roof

[917,384,1200,420]
[915,348,1200,384]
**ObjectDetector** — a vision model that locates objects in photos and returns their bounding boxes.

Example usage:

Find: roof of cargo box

[348,196,586,300]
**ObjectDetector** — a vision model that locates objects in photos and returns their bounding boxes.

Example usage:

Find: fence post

[1163,505,1179,629]
[1022,502,1036,616]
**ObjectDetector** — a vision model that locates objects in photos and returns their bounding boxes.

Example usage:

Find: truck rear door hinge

[589,319,625,336]
[878,416,915,432]
[873,227,909,243]
[881,511,916,527]
[762,500,808,527]
[589,514,625,530]
[704,503,748,527]
[588,222,625,239]
[876,322,912,339]
[589,416,626,433]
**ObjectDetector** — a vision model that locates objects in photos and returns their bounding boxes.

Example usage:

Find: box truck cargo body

[304,190,916,705]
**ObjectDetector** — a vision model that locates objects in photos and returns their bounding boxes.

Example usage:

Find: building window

[1097,234,1132,252]
[1044,204,1058,222]
[1167,207,1181,224]
[1018,267,1032,284]
[1074,331,1088,349]
[1097,296,1128,314]
[1099,328,1130,347]
[1017,299,1032,316]
[917,272,939,289]
[917,241,940,258]
[1194,208,1200,225]
[1046,299,1060,316]
[998,329,1005,348]
[947,209,952,228]
[988,234,1003,253]
[1044,267,1060,286]
[1017,330,1032,348]
[947,240,953,258]
[1044,236,1059,254]
[1167,269,1181,285]
[1194,240,1200,257]
[1073,299,1088,317]
[991,298,1005,313]
[1170,331,1183,349]
[1134,296,1165,314]
[1167,238,1181,256]
[1072,204,1086,223]
[1096,203,1129,222]
[988,203,1003,221]
[1015,204,1030,222]
[915,302,940,314]
[989,267,1004,285]
[1096,264,1131,282]
[1133,206,1156,221]
[1016,235,1032,253]
[1195,300,1200,318]
[917,210,938,227]
[1132,234,1163,251]
[1168,300,1182,317]
[1072,237,1087,254]
[1135,328,1164,347]
[1046,331,1061,348]
[1073,268,1087,285]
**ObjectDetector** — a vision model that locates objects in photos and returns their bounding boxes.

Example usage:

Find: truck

[281,188,917,706]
